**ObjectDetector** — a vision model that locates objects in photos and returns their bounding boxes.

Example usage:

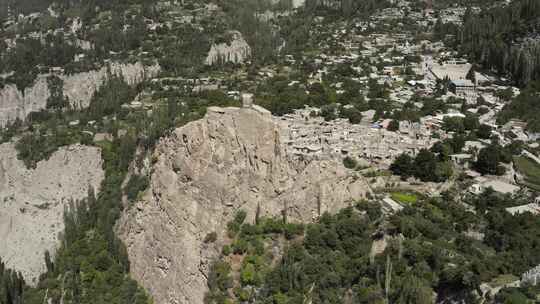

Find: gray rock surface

[118,106,367,304]
[205,31,251,65]
[0,77,50,127]
[0,62,160,127]
[292,0,306,8]
[0,143,104,284]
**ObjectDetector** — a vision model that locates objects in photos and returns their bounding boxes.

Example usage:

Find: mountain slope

[118,106,368,304]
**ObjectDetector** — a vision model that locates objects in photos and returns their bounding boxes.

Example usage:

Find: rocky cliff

[0,143,104,284]
[0,77,50,127]
[292,0,306,8]
[117,106,367,304]
[0,62,160,127]
[205,31,251,65]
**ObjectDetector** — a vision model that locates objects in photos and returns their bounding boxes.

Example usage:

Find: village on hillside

[1,0,540,301]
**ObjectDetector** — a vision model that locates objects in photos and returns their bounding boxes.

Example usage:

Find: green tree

[205,261,233,304]
[124,174,149,202]
[414,150,439,182]
[390,153,415,179]
[341,107,363,124]
[442,117,465,133]
[477,124,493,139]
[241,263,257,286]
[476,145,505,175]
[321,104,338,121]
[396,275,434,304]
[464,115,480,131]
[46,76,68,110]
[387,120,400,132]
[343,156,358,169]
[434,161,453,182]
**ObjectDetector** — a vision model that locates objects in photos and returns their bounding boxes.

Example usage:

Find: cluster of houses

[275,106,437,167]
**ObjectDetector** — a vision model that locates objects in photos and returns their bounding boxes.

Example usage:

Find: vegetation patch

[124,174,149,202]
[206,210,305,304]
[207,191,540,304]
[342,156,358,169]
[390,191,418,204]
[513,156,540,191]
[488,274,520,288]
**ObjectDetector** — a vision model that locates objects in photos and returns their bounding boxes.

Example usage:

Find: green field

[514,156,540,191]
[391,192,419,204]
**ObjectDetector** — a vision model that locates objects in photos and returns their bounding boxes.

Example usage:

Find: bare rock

[292,0,306,8]
[0,77,50,127]
[0,143,104,284]
[205,31,251,66]
[0,62,160,127]
[117,106,368,304]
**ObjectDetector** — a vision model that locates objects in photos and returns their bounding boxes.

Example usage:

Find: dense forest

[441,0,540,86]
[304,0,391,17]
[0,0,153,90]
[218,0,282,64]
[0,0,52,18]
[206,192,540,304]
[0,260,25,304]
[498,80,540,132]
[433,0,540,132]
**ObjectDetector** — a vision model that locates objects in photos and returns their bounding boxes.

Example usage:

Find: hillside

[0,143,103,284]
[1,0,540,303]
[118,105,368,304]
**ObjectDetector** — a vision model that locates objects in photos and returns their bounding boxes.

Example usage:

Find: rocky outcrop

[0,143,104,284]
[292,0,306,8]
[0,62,160,127]
[205,31,251,65]
[0,77,50,127]
[118,106,367,304]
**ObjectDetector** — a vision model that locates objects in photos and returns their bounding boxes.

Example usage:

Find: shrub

[125,174,149,202]
[227,222,241,238]
[387,119,400,131]
[343,156,358,169]
[204,232,218,243]
[261,218,285,234]
[284,223,305,240]
[240,263,257,286]
[234,210,247,226]
[232,239,248,255]
[340,106,363,124]
[222,245,231,256]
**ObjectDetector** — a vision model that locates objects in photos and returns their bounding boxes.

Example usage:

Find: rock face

[0,143,104,284]
[118,106,367,304]
[0,77,50,128]
[292,0,306,8]
[205,31,251,65]
[0,62,160,127]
